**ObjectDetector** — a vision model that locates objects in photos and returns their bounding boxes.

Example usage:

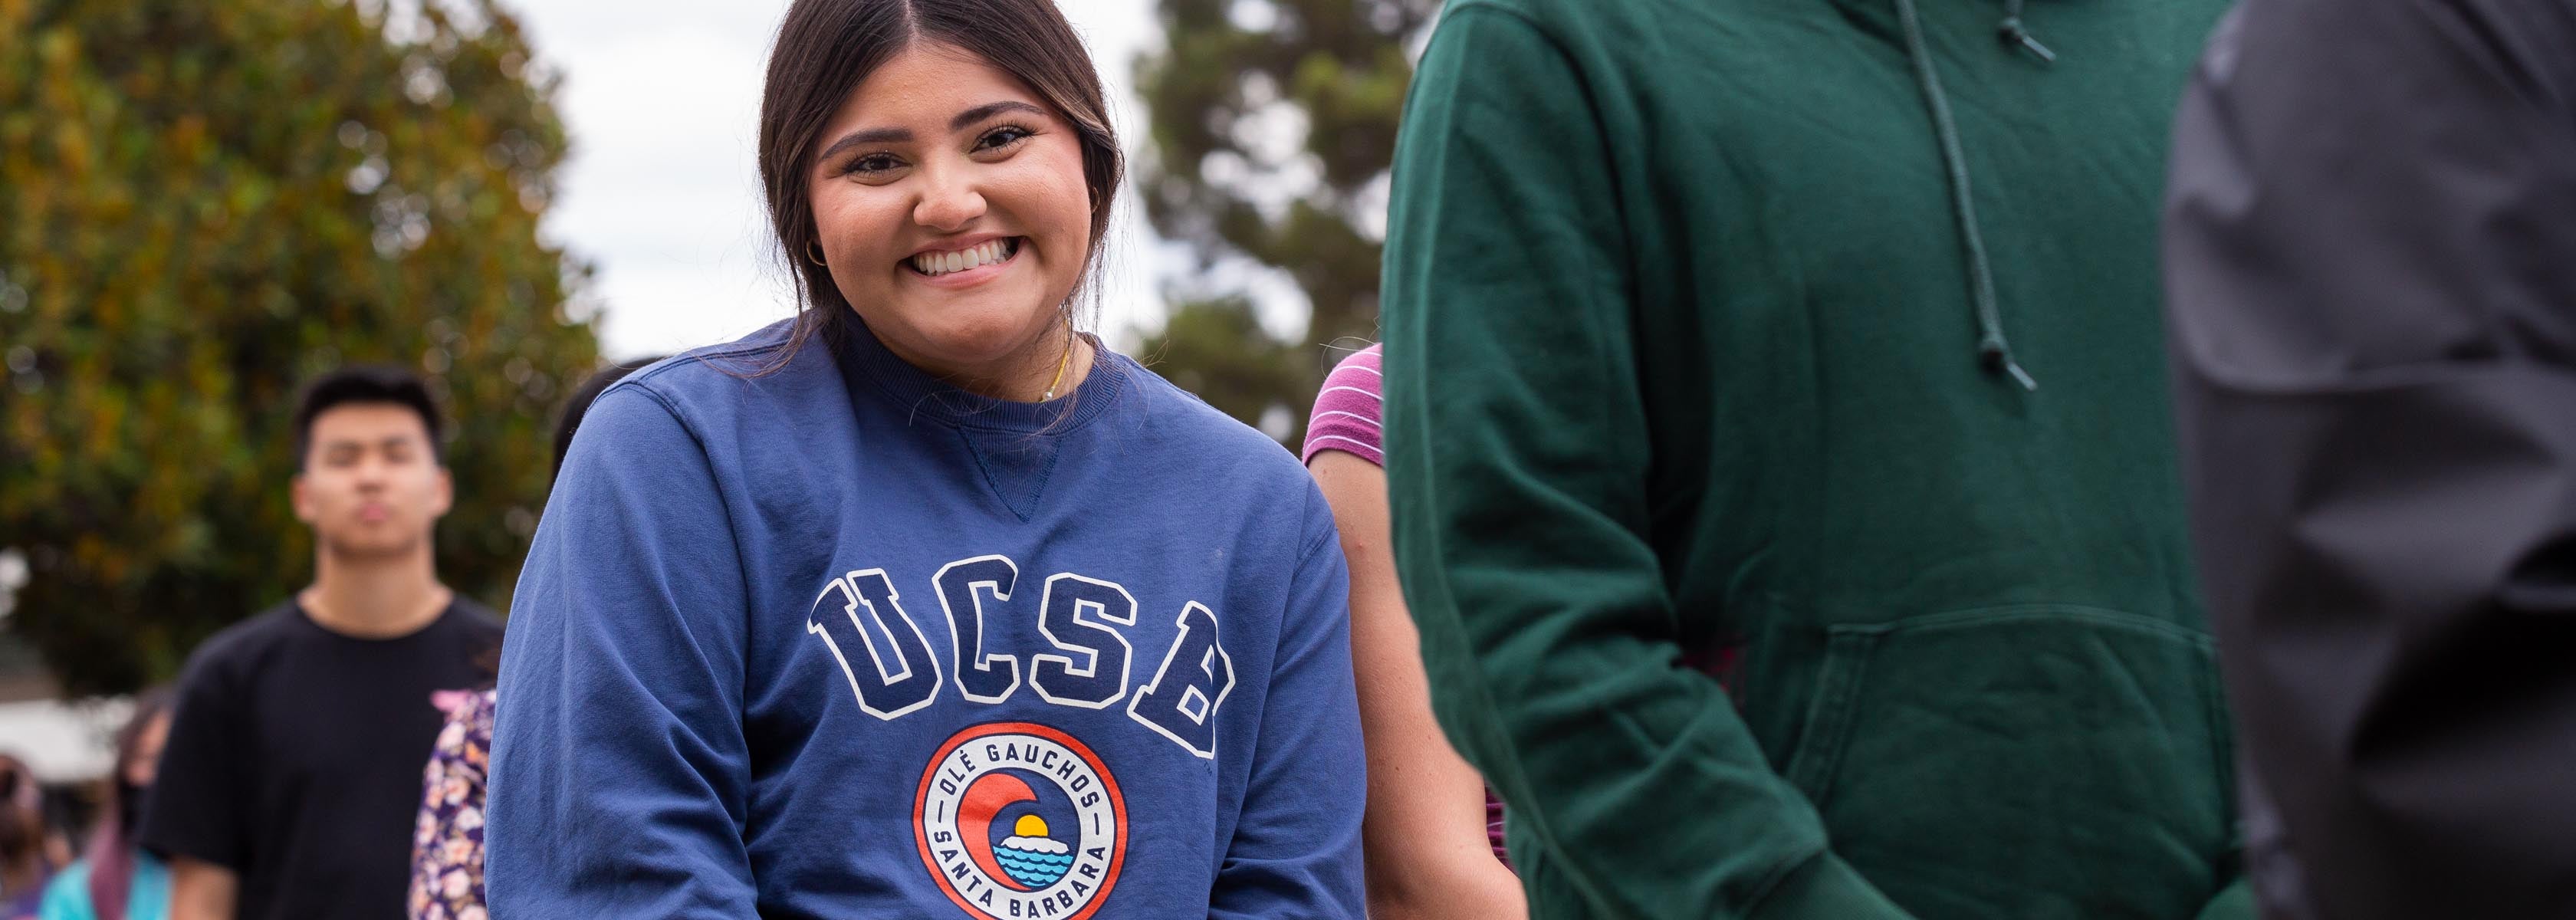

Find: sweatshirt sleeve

[1378,7,1908,918]
[2163,0,2576,917]
[1210,510,1368,919]
[485,385,758,918]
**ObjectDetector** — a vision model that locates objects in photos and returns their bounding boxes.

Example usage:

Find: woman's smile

[903,235,1024,289]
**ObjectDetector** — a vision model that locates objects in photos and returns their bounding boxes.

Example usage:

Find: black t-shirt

[139,598,502,920]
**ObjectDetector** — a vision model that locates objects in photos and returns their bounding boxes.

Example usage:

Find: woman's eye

[846,153,903,176]
[974,126,1033,153]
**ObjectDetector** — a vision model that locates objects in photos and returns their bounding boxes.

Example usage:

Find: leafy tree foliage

[0,0,597,695]
[1133,0,1438,442]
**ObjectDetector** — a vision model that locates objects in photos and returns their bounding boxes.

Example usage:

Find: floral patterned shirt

[409,688,492,920]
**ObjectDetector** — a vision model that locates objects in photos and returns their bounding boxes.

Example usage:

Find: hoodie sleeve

[1209,510,1368,919]
[1379,6,1910,918]
[2164,0,2576,917]
[484,385,758,918]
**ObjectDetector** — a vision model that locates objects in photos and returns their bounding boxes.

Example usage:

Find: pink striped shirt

[1302,345,1387,467]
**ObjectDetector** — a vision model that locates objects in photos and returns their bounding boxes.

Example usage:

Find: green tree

[1133,0,1438,442]
[0,0,596,695]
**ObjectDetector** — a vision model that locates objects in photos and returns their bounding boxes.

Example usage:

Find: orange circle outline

[913,721,1129,919]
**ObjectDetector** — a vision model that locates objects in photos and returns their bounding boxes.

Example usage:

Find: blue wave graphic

[996,847,1075,888]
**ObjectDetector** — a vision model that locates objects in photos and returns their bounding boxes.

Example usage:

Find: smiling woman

[481,2,1368,918]
[761,0,1124,402]
[801,42,1096,397]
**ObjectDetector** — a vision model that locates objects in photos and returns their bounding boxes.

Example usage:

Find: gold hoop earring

[807,242,828,267]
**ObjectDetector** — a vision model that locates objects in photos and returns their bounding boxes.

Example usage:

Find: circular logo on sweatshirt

[915,722,1127,919]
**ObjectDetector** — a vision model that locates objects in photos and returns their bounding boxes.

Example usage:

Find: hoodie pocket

[1779,606,2235,920]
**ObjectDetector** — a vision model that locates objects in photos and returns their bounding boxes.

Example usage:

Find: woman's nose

[913,168,988,232]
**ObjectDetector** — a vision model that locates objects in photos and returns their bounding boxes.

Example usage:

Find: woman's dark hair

[83,688,174,920]
[757,0,1123,357]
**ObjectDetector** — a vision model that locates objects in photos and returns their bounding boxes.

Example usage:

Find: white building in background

[0,698,123,783]
[0,637,121,784]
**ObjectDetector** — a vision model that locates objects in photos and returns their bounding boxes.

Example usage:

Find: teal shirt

[37,854,169,920]
[1381,0,2244,917]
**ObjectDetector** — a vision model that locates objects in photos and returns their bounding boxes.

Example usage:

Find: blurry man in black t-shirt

[140,366,501,920]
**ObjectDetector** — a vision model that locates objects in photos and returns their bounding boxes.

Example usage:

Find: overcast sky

[504,0,1170,360]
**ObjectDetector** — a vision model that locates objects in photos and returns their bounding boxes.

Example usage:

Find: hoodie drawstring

[1893,0,2040,391]
[1999,0,2057,63]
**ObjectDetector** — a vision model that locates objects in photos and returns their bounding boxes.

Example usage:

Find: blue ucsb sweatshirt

[485,320,1366,919]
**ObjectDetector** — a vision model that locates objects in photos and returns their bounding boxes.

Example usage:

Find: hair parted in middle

[757,0,1124,353]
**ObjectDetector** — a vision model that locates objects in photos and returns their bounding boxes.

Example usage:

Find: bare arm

[1310,451,1526,920]
[166,857,238,920]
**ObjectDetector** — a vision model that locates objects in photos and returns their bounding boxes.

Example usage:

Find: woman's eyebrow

[951,100,1046,130]
[814,102,1043,164]
[819,127,913,163]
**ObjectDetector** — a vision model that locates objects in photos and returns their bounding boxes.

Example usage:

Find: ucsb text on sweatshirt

[485,320,1365,919]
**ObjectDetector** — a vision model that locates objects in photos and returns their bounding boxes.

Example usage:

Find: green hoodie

[1378,0,2242,918]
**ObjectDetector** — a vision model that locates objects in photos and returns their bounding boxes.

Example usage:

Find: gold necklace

[1040,321,1076,400]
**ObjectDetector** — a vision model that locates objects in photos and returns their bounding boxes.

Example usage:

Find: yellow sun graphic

[1014,814,1050,838]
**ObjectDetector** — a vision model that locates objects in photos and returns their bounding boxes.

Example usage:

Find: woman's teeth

[912,238,1015,276]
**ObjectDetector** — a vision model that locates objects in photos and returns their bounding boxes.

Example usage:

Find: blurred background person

[0,0,596,713]
[408,356,658,920]
[140,368,502,920]
[37,690,174,920]
[2,755,67,920]
[2164,0,2576,916]
[1305,342,1525,920]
